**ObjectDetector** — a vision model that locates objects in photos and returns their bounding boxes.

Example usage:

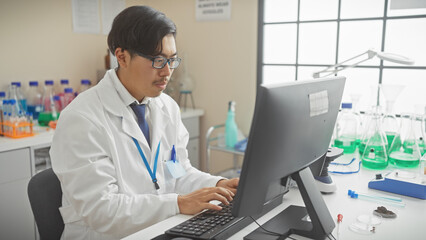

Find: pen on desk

[171,145,176,163]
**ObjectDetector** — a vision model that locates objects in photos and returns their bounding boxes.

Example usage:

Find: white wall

[0,0,108,93]
[0,0,258,173]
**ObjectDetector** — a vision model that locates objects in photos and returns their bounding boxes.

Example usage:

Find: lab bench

[0,108,204,240]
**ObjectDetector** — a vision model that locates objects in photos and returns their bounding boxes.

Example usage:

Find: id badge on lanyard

[132,137,160,190]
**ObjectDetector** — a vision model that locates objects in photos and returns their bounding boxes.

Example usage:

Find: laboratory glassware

[334,103,359,154]
[420,113,426,156]
[0,91,5,136]
[358,107,375,156]
[39,80,58,126]
[26,81,42,120]
[76,79,91,96]
[63,88,74,109]
[225,101,238,148]
[361,108,388,169]
[350,93,364,146]
[388,114,422,168]
[11,82,27,113]
[7,84,23,115]
[58,79,69,107]
[380,84,404,152]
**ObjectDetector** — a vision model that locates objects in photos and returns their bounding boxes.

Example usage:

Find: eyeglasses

[136,52,182,69]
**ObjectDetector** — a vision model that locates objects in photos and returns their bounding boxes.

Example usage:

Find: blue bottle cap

[11,82,21,87]
[29,81,39,86]
[60,79,69,85]
[64,88,73,93]
[45,80,54,85]
[341,103,352,109]
[81,79,91,85]
[0,91,5,97]
[54,95,60,101]
[10,99,16,104]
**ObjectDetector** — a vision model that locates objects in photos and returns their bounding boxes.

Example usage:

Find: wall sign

[196,0,231,21]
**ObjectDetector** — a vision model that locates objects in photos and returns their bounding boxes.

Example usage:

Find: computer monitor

[232,76,346,239]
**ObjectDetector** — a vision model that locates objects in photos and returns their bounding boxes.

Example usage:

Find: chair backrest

[28,168,64,240]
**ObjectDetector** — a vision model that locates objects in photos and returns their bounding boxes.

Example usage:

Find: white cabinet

[0,148,36,240]
[181,109,204,169]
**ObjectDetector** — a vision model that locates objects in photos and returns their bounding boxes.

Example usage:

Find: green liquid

[402,140,421,155]
[359,141,366,155]
[38,112,59,126]
[385,132,397,150]
[389,151,420,168]
[334,137,357,154]
[419,142,426,155]
[361,145,388,169]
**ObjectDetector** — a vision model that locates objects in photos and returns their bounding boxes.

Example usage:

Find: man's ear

[115,48,127,68]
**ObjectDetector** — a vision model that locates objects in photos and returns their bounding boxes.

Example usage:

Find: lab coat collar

[97,69,171,151]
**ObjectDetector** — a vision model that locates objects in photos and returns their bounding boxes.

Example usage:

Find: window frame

[257,0,426,111]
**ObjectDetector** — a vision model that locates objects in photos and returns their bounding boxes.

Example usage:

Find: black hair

[107,6,176,57]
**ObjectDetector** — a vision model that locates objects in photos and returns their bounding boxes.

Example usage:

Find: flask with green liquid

[388,114,421,168]
[361,110,388,169]
[333,103,359,154]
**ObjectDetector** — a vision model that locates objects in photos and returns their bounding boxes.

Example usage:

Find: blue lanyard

[132,137,161,190]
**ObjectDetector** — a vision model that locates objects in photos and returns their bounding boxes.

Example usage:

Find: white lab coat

[50,69,223,240]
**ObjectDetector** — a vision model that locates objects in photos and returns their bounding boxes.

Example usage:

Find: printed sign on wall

[196,0,231,21]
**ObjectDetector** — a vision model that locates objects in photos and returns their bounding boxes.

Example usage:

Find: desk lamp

[313,49,414,78]
[311,49,414,193]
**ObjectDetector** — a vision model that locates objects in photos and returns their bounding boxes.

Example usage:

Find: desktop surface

[123,155,425,240]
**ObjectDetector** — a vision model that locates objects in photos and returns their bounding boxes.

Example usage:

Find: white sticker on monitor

[309,90,329,117]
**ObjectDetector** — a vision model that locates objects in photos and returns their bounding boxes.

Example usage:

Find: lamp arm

[313,50,377,78]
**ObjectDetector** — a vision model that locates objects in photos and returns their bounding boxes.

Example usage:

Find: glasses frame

[135,52,182,69]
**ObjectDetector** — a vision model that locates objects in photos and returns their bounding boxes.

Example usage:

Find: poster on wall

[196,0,231,21]
[102,0,125,35]
[72,0,100,34]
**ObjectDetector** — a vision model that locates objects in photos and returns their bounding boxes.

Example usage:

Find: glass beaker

[361,109,388,170]
[380,84,404,152]
[388,114,422,168]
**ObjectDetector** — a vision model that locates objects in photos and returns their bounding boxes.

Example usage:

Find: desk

[123,155,426,240]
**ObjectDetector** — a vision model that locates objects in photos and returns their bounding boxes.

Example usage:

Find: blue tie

[130,104,150,146]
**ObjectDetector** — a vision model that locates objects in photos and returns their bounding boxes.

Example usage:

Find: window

[259,0,426,114]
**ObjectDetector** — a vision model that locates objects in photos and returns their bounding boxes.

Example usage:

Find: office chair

[28,168,64,240]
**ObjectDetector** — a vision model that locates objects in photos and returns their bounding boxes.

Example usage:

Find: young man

[50,6,238,239]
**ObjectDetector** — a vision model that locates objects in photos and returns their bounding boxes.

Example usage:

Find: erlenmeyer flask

[361,109,388,169]
[380,84,404,152]
[388,114,422,168]
[359,107,375,156]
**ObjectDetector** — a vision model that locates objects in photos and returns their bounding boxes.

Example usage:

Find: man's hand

[178,187,234,215]
[216,178,239,194]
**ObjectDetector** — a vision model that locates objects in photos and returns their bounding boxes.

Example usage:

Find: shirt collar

[111,69,152,107]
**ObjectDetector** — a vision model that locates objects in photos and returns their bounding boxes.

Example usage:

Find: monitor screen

[232,76,345,239]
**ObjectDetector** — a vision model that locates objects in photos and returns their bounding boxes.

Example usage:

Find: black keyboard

[165,201,252,240]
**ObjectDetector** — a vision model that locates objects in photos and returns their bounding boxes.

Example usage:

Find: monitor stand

[244,167,335,240]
